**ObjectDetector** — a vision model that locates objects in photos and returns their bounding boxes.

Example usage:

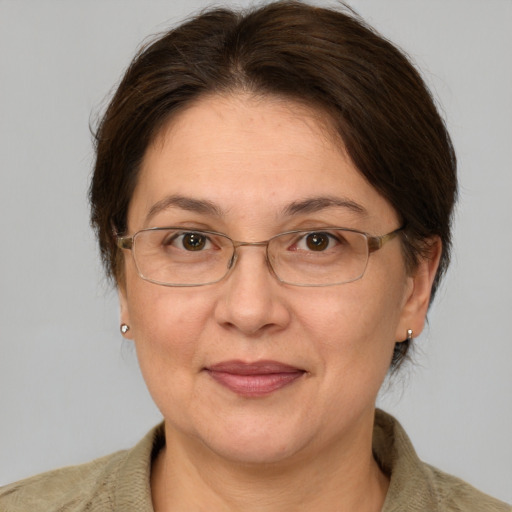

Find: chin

[207,438,304,466]
[193,416,314,466]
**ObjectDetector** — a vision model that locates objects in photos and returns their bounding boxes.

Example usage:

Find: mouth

[204,360,306,398]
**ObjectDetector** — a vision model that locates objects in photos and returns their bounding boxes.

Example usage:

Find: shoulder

[374,410,510,512]
[0,450,127,512]
[0,423,164,512]
[424,463,511,512]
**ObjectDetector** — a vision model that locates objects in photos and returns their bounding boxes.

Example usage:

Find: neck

[151,415,389,512]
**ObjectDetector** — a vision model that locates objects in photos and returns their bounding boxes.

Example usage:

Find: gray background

[1,0,511,503]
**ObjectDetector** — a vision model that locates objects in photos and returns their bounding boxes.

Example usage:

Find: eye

[164,231,212,251]
[297,231,340,252]
[182,232,208,251]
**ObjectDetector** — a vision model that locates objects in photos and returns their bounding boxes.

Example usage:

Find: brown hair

[90,1,457,369]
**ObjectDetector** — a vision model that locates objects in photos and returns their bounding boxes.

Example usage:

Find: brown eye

[181,232,207,251]
[305,232,331,251]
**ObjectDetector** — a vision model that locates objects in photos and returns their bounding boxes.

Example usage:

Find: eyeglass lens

[130,228,371,287]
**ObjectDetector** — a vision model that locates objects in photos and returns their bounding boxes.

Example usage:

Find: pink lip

[205,360,305,397]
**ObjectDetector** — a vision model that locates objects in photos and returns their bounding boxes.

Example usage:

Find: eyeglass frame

[116,225,405,287]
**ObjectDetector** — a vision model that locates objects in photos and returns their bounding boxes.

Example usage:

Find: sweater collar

[374,409,440,512]
[112,411,440,511]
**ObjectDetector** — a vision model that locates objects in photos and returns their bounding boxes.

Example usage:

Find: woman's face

[120,94,436,464]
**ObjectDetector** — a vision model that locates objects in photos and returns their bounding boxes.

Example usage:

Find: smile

[205,360,306,397]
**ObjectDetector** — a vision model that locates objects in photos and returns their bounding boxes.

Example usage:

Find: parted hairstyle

[89,0,457,370]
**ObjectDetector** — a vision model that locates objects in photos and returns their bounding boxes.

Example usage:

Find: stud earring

[120,324,130,334]
[406,329,413,340]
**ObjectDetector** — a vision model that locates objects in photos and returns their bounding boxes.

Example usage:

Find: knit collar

[112,411,440,512]
[373,409,440,512]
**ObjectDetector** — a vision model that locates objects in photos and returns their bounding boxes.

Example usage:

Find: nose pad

[225,243,276,279]
[227,251,238,270]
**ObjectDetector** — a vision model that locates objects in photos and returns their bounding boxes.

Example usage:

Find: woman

[1,1,509,511]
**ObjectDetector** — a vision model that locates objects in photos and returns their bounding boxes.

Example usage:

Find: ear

[395,237,442,341]
[118,285,134,340]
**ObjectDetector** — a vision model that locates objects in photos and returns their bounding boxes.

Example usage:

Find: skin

[119,93,440,512]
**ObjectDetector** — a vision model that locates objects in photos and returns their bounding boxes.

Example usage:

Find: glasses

[117,226,403,287]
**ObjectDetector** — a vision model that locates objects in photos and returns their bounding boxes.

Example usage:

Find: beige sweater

[0,410,509,511]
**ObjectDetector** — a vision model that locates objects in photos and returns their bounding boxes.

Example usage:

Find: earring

[120,324,130,334]
[406,329,413,340]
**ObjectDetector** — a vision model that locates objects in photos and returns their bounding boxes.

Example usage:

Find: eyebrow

[283,196,368,217]
[145,194,223,224]
[145,193,367,225]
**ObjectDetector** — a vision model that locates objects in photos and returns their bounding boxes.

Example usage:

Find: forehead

[128,93,397,231]
[151,93,342,168]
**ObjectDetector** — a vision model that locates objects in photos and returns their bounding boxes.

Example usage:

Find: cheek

[298,282,403,342]
[125,282,219,418]
[294,271,407,371]
[125,275,215,368]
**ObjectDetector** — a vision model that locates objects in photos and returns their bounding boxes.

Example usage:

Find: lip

[205,360,306,397]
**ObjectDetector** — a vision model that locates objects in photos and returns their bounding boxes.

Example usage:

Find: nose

[214,245,291,336]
